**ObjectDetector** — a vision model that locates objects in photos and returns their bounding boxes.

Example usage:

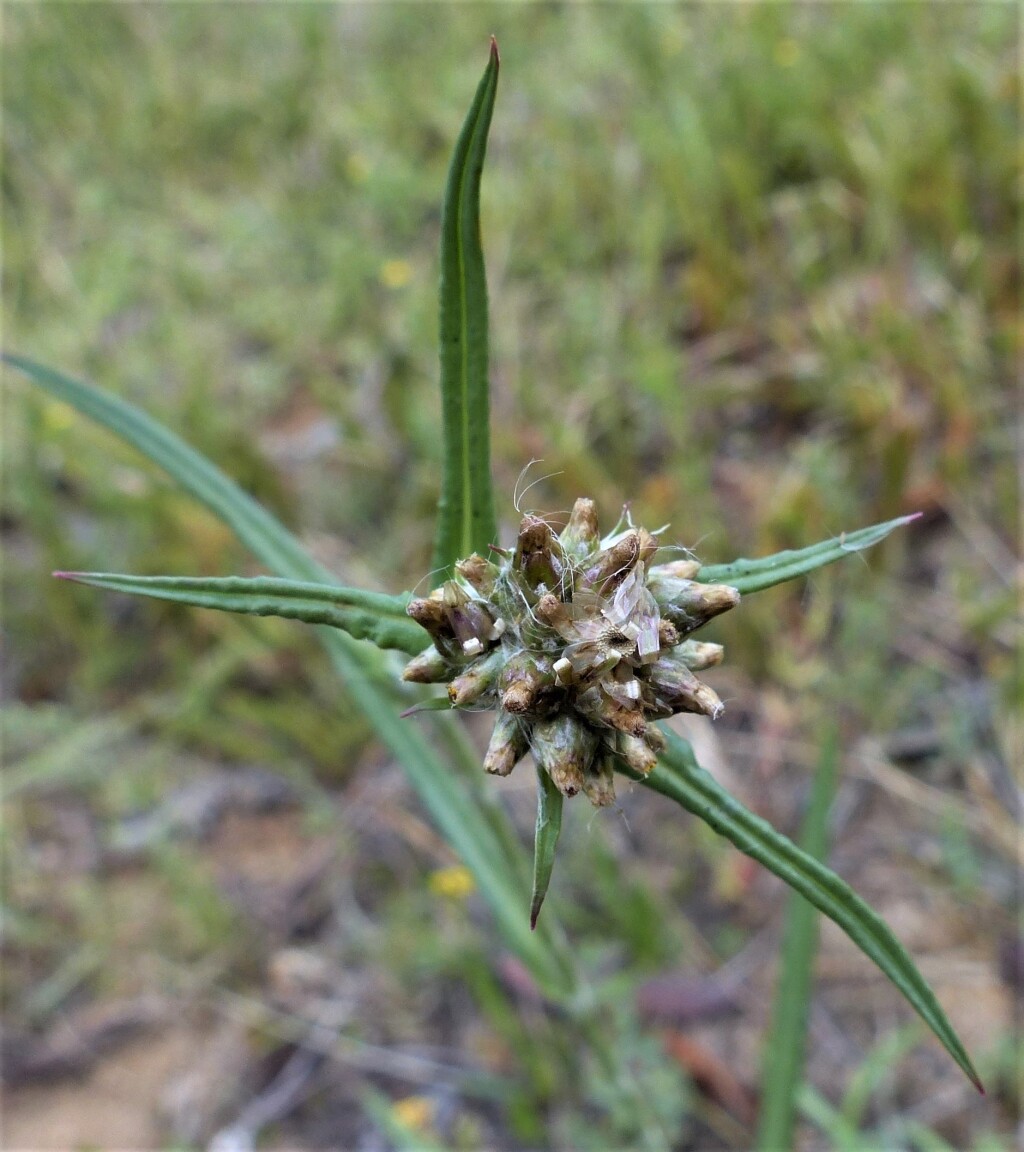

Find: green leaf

[6,352,573,997]
[756,725,839,1152]
[432,38,499,577]
[530,765,564,930]
[6,354,333,584]
[697,514,920,594]
[54,571,427,654]
[627,728,982,1092]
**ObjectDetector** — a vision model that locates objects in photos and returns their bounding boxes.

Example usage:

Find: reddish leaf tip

[489,35,499,64]
[52,570,78,581]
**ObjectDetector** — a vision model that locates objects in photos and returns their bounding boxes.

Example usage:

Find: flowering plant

[6,38,980,1107]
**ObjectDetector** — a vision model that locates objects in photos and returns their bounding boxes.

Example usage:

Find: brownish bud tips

[616,732,658,776]
[657,619,680,649]
[603,702,647,738]
[649,558,701,581]
[500,653,553,714]
[675,639,724,671]
[401,645,450,683]
[483,710,529,776]
[647,576,740,633]
[514,515,564,592]
[531,714,597,798]
[582,754,617,807]
[406,596,449,636]
[647,656,724,719]
[455,553,500,594]
[447,648,504,706]
[583,530,641,596]
[535,592,571,630]
[559,498,600,559]
[636,528,659,566]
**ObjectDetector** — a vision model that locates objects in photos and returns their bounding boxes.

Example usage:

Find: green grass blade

[7,352,572,996]
[756,725,839,1152]
[55,572,427,654]
[431,39,499,577]
[840,1024,922,1129]
[628,728,982,1092]
[529,766,564,930]
[697,515,920,594]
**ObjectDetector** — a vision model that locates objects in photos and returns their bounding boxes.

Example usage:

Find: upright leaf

[696,514,919,595]
[432,39,499,577]
[624,728,982,1092]
[530,766,564,930]
[756,725,839,1151]
[54,572,427,654]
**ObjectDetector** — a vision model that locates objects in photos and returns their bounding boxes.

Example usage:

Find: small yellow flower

[393,1094,435,1132]
[429,865,476,900]
[379,258,413,289]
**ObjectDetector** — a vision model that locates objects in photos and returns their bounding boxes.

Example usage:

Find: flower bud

[648,558,701,581]
[576,685,647,737]
[535,592,571,631]
[616,732,658,776]
[675,639,724,671]
[583,753,617,807]
[500,653,554,714]
[455,553,500,595]
[657,618,680,649]
[401,645,450,684]
[514,515,564,592]
[647,656,724,719]
[531,714,597,798]
[647,577,740,633]
[636,528,660,566]
[559,497,600,560]
[483,710,528,776]
[447,648,505,707]
[583,530,641,596]
[406,596,452,641]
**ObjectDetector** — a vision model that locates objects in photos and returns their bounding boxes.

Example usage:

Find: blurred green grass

[2,4,1019,1148]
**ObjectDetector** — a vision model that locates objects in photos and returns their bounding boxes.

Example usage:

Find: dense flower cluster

[403,499,739,806]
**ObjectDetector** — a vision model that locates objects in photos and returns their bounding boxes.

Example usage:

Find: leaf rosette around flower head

[403,498,739,805]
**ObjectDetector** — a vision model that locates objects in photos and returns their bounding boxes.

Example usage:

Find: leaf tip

[529,902,541,931]
[52,570,79,582]
[489,35,500,64]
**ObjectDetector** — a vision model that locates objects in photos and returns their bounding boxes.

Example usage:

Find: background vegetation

[3,3,1018,1149]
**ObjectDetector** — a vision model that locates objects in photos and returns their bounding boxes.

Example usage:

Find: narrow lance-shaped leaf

[3,354,334,586]
[530,765,564,930]
[696,514,920,595]
[54,572,428,654]
[756,725,839,1152]
[622,728,982,1092]
[432,38,499,578]
[6,352,574,997]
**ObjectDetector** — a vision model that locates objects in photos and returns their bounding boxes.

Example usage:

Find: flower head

[403,499,739,805]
